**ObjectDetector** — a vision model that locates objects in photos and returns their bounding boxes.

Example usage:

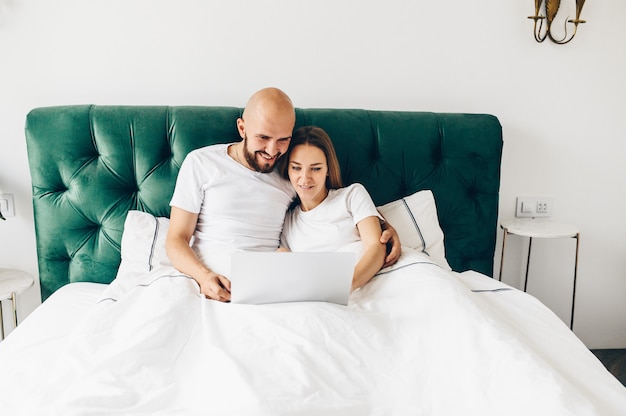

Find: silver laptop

[230,252,356,305]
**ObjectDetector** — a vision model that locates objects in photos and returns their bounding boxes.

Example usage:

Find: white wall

[0,0,624,348]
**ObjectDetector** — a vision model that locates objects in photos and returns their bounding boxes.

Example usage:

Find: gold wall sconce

[529,0,586,44]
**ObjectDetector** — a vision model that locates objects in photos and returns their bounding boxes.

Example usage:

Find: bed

[0,105,624,415]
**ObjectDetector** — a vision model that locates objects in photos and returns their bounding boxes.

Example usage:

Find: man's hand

[199,271,232,302]
[380,221,401,268]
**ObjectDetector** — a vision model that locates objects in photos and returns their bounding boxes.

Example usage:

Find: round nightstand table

[498,218,580,330]
[0,269,34,340]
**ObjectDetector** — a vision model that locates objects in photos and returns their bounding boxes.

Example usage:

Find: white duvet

[0,251,625,415]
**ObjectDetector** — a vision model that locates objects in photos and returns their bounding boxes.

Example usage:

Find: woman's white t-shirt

[281,183,382,255]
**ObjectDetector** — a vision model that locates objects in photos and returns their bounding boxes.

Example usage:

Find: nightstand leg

[570,233,580,330]
[11,292,18,329]
[0,300,4,340]
[498,228,509,281]
[524,237,533,292]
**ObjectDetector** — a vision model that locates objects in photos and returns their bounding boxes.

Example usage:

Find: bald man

[166,88,399,301]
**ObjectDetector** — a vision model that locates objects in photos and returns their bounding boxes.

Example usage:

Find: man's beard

[243,134,280,173]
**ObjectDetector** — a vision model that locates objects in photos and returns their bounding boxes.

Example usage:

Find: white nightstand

[0,269,34,340]
[498,218,580,330]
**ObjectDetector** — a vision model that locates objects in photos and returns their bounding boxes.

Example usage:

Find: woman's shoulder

[333,182,367,193]
[342,182,371,197]
[328,183,375,208]
[328,183,370,199]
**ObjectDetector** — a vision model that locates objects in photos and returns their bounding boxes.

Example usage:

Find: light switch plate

[0,194,15,217]
[516,196,553,218]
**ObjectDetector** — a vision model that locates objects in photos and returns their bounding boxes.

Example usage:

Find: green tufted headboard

[25,105,502,300]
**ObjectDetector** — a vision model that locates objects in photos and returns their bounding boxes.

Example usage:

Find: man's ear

[236,118,246,139]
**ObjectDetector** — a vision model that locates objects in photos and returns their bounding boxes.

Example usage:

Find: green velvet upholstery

[25,105,502,301]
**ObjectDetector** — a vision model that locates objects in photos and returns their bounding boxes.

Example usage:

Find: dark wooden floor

[591,349,626,387]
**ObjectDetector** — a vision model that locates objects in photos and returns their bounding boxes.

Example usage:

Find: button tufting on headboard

[26,105,502,300]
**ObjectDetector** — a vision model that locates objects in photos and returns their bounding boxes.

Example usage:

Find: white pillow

[116,210,172,280]
[114,191,450,282]
[377,190,451,270]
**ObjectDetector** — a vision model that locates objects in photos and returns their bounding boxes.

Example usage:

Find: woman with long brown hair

[279,126,386,291]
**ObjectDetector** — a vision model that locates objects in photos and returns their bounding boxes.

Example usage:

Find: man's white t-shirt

[170,143,296,274]
[281,183,382,255]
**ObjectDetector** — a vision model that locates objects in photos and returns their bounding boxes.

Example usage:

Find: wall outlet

[516,196,553,218]
[0,194,15,217]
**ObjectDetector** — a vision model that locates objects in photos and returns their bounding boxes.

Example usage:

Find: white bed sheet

[0,252,624,415]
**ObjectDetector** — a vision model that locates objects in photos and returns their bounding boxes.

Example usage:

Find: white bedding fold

[0,250,624,415]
